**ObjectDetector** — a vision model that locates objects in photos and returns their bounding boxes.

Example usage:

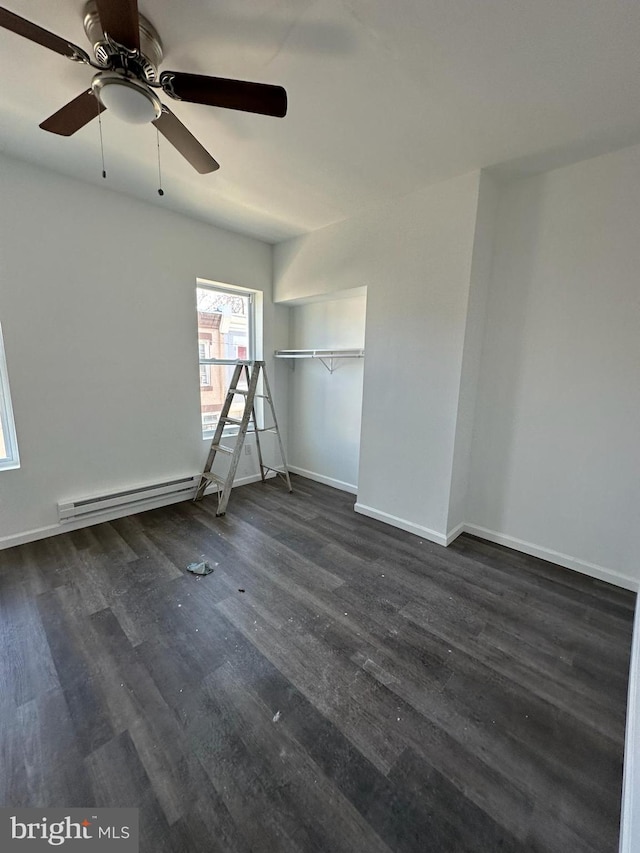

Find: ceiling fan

[0,0,288,173]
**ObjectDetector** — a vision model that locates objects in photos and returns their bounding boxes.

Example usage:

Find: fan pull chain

[156,127,164,196]
[97,107,106,179]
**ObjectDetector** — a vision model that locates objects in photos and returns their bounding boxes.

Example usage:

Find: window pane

[196,286,252,435]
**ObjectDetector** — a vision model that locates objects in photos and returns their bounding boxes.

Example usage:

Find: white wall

[274,172,482,543]
[468,145,640,588]
[0,153,288,546]
[447,172,499,533]
[286,289,366,492]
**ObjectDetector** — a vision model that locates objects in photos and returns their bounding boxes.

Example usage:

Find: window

[0,323,20,471]
[199,364,211,387]
[196,283,256,437]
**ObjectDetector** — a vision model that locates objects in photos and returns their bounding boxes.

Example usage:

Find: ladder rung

[222,416,243,425]
[211,444,234,454]
[201,472,226,485]
[231,388,269,399]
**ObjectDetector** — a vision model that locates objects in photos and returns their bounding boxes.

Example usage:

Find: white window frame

[0,323,20,471]
[196,281,258,438]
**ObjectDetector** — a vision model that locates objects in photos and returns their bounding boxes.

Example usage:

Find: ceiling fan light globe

[92,75,161,123]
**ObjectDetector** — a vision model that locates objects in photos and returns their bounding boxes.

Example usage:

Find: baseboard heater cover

[58,476,199,522]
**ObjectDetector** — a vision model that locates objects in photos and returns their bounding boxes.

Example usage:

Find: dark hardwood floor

[0,475,635,852]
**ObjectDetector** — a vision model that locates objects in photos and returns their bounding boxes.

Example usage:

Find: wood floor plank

[167,793,251,853]
[204,661,394,853]
[179,682,304,852]
[0,474,633,853]
[386,746,525,853]
[0,693,30,808]
[226,633,536,843]
[216,592,406,774]
[0,582,60,706]
[37,586,117,756]
[400,596,627,740]
[85,731,174,852]
[18,690,95,808]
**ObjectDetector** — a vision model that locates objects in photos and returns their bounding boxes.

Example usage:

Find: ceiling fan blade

[0,6,88,60]
[160,71,287,118]
[95,0,140,50]
[153,107,219,174]
[40,90,105,136]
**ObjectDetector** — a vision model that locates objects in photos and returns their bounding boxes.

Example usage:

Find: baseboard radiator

[57,476,199,522]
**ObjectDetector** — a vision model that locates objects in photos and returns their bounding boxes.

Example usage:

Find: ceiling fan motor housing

[83,0,163,83]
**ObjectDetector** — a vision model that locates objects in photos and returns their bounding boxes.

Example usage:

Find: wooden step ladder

[194,360,292,515]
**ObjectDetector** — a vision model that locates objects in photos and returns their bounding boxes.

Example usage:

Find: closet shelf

[274,349,364,373]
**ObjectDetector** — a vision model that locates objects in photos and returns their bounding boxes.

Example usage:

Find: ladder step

[221,416,243,425]
[231,388,269,399]
[211,444,234,454]
[201,472,226,486]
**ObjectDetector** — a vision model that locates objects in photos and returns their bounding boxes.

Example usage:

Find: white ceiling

[2,0,640,242]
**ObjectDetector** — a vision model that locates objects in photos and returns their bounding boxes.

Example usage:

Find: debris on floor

[186,561,213,576]
[273,711,281,723]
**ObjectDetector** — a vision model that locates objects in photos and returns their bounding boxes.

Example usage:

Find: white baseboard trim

[289,465,358,495]
[463,523,638,592]
[347,503,638,591]
[445,522,466,546]
[0,472,271,551]
[620,603,640,853]
[354,502,448,546]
